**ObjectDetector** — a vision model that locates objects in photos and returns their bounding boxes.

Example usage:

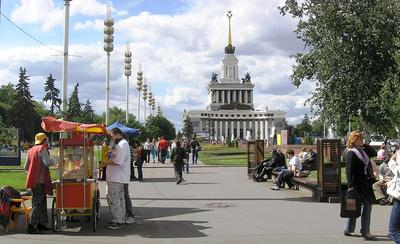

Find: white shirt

[289,155,302,173]
[106,139,130,183]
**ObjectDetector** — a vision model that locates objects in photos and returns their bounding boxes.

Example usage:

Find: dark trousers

[30,183,48,225]
[191,150,198,164]
[130,161,136,179]
[174,163,183,182]
[144,150,151,163]
[124,184,134,217]
[160,149,167,163]
[136,161,143,180]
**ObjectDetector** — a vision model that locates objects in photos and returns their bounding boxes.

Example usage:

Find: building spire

[225,10,235,54]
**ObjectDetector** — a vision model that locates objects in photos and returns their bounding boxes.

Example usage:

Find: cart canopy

[106,121,140,136]
[41,116,106,134]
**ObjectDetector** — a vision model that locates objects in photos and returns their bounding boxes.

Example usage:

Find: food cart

[41,116,106,232]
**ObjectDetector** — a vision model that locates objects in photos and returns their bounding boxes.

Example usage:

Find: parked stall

[41,116,106,232]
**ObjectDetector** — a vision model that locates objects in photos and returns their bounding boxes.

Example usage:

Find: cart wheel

[51,197,58,232]
[92,190,99,232]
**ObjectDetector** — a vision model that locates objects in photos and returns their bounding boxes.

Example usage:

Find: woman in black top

[344,131,377,241]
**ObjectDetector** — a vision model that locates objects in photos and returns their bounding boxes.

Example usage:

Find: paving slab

[0,164,394,244]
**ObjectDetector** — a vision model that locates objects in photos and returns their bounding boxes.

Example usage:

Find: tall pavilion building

[185,11,286,144]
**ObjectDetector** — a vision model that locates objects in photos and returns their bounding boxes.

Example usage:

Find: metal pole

[126,76,129,123]
[106,52,110,125]
[138,93,141,123]
[61,0,71,112]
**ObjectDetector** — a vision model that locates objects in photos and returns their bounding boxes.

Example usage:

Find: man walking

[106,128,130,229]
[158,136,169,164]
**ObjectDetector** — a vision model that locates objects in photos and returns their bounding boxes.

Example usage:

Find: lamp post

[103,3,114,125]
[136,64,143,123]
[124,42,132,124]
[61,0,72,112]
[142,78,148,122]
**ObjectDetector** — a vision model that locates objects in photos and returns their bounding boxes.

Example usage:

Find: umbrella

[106,121,140,136]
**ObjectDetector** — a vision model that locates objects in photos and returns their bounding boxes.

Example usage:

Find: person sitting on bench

[302,148,317,170]
[252,149,286,182]
[270,149,302,190]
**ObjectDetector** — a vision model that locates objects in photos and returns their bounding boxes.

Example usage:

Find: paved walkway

[0,163,394,244]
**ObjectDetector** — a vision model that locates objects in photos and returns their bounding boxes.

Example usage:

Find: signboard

[281,130,288,145]
[0,128,21,166]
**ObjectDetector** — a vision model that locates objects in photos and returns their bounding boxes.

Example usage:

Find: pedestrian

[158,136,169,164]
[135,142,145,181]
[143,138,152,163]
[100,140,110,181]
[182,138,191,173]
[151,138,157,163]
[129,141,137,181]
[25,133,56,234]
[190,137,200,164]
[343,131,377,241]
[171,140,187,184]
[388,152,400,242]
[106,128,130,230]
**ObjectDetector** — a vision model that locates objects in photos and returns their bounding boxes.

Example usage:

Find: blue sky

[0,0,313,131]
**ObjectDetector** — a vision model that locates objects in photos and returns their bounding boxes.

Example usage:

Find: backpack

[0,189,11,228]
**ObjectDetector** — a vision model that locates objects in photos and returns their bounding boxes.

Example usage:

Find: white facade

[186,12,286,141]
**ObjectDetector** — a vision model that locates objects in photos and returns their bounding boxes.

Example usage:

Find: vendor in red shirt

[157,136,169,164]
[25,133,56,234]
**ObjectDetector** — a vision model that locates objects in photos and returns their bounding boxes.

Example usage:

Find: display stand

[247,140,264,176]
[316,139,342,202]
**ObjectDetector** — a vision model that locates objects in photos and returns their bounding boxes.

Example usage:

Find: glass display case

[0,128,21,166]
[58,132,94,180]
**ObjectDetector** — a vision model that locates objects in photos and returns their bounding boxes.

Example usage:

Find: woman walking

[344,131,377,241]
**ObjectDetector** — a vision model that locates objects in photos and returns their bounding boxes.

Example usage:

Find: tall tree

[280,0,400,136]
[43,74,61,115]
[182,114,193,139]
[296,114,313,136]
[81,99,97,124]
[65,82,82,121]
[9,67,39,142]
[146,115,176,140]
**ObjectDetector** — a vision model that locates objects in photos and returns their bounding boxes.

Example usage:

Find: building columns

[244,90,248,104]
[260,120,264,140]
[239,90,242,103]
[265,120,269,147]
[214,120,218,141]
[255,120,259,139]
[200,119,203,132]
[219,120,223,141]
[231,120,235,139]
[243,120,247,139]
[222,90,225,104]
[227,90,231,104]
[237,120,241,139]
[225,120,228,141]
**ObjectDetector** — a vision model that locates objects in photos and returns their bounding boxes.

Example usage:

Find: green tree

[0,83,14,126]
[9,67,40,142]
[146,115,176,140]
[182,114,193,139]
[81,99,97,124]
[296,114,313,136]
[176,130,183,140]
[279,0,400,136]
[65,82,82,122]
[43,74,61,115]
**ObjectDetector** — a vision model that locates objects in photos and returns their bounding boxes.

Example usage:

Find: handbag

[387,172,400,199]
[340,189,361,218]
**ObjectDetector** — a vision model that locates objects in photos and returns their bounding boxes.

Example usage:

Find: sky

[0,0,315,131]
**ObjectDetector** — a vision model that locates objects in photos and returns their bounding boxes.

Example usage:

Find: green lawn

[198,143,272,166]
[0,169,58,191]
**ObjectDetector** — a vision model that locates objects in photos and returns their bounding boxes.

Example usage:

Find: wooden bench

[270,171,318,192]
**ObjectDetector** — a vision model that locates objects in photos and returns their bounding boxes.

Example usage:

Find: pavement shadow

[138,177,176,183]
[1,206,211,238]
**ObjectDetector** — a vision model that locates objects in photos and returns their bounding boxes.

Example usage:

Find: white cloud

[2,0,312,131]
